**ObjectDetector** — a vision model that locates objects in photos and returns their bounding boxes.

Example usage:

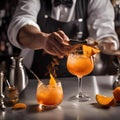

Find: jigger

[0,71,6,110]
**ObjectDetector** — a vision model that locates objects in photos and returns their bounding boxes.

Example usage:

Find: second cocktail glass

[36,74,63,109]
[67,45,94,102]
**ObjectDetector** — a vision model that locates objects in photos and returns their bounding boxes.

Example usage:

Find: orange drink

[67,54,94,78]
[36,74,63,108]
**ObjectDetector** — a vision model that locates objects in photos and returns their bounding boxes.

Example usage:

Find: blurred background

[0,0,120,76]
[0,0,20,74]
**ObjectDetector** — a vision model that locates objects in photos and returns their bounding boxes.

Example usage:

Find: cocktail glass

[36,80,63,109]
[67,46,94,102]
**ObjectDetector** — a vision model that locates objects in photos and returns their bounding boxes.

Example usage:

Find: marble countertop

[1,75,120,120]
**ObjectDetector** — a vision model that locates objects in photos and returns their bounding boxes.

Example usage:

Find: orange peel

[96,94,115,107]
[82,45,100,57]
[12,103,27,109]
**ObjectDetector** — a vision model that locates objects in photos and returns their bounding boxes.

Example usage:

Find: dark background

[0,0,19,74]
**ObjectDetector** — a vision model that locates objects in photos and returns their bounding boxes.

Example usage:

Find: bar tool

[69,38,99,46]
[69,39,87,45]
[9,56,28,93]
[4,78,19,107]
[0,71,6,110]
[29,69,42,84]
[70,38,120,56]
[112,57,120,89]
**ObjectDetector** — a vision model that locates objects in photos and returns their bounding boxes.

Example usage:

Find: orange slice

[96,94,115,107]
[113,87,120,102]
[83,45,100,57]
[49,73,57,86]
[12,103,27,109]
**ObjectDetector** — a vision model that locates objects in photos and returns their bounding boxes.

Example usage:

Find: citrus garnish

[82,45,100,57]
[49,73,57,86]
[113,87,120,102]
[96,94,115,107]
[12,103,27,109]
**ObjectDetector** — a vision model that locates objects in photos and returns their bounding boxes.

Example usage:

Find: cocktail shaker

[9,57,28,93]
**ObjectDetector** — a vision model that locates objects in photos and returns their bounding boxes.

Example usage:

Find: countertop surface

[1,75,120,120]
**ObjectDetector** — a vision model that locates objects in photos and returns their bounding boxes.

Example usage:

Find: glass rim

[37,80,62,87]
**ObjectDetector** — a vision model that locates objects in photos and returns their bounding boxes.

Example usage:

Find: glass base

[68,94,91,102]
[38,104,58,111]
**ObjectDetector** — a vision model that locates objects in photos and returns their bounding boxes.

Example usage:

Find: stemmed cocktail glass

[67,45,94,102]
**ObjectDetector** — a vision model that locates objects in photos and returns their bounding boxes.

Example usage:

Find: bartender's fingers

[46,45,68,58]
[46,43,72,57]
[50,47,66,58]
[52,38,73,53]
[57,30,70,44]
[46,32,64,50]
[44,32,73,57]
[45,41,72,58]
[46,47,62,57]
[51,39,73,56]
[48,31,72,50]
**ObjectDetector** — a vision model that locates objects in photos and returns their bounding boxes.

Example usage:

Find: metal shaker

[9,56,28,93]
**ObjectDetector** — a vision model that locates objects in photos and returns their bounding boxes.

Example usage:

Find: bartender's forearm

[18,25,47,50]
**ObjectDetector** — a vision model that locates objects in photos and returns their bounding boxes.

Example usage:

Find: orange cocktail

[67,53,94,78]
[36,74,63,108]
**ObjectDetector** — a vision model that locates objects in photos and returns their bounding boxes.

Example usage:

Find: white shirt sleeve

[7,0,41,49]
[88,0,119,44]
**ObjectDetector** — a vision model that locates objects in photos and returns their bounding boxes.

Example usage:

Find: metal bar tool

[0,71,6,110]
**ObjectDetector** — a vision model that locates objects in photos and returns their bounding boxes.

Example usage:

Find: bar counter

[1,75,120,120]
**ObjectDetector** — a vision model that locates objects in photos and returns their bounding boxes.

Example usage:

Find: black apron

[31,0,89,78]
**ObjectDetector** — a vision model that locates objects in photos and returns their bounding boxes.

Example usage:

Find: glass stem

[77,77,83,98]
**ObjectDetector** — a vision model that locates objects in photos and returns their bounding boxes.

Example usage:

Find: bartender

[7,0,119,78]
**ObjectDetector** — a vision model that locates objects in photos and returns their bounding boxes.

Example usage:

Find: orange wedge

[113,87,120,102]
[12,103,27,109]
[83,45,100,57]
[96,94,115,107]
[49,73,57,86]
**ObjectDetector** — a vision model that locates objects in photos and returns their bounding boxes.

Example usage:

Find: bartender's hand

[98,37,119,54]
[18,25,73,58]
[42,30,73,58]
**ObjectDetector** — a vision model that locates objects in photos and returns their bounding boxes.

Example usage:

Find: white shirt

[7,0,119,68]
